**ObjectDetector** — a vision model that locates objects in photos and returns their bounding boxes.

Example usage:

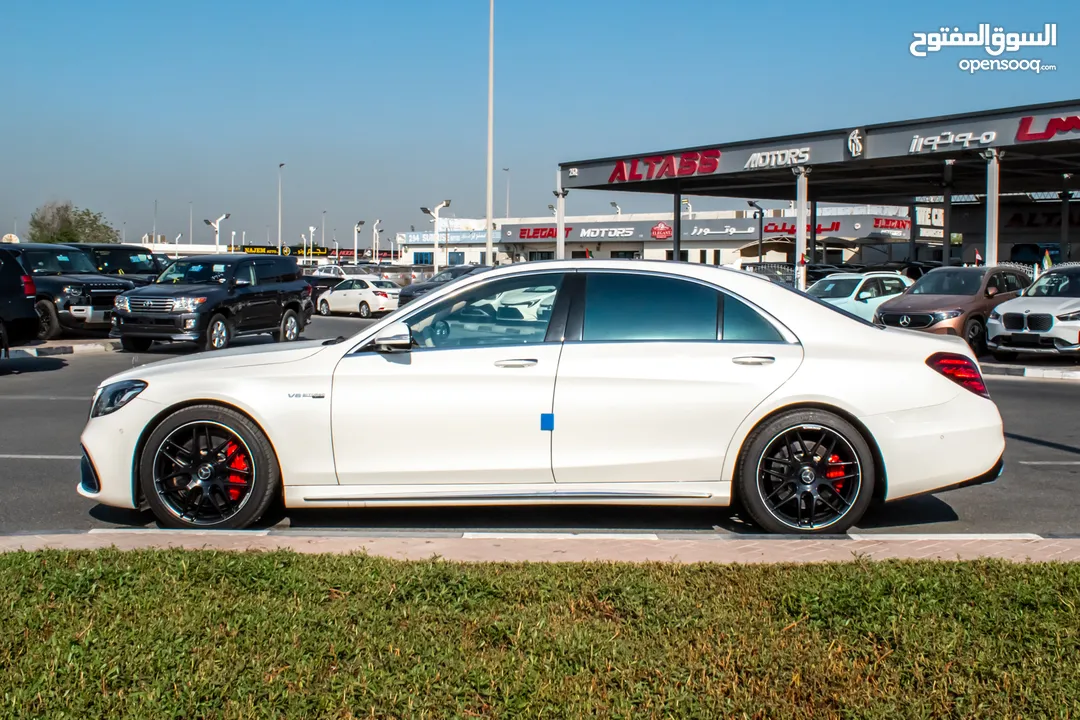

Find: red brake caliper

[223,441,249,501]
[825,454,845,491]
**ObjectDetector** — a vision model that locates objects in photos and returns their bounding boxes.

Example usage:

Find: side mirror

[373,321,412,352]
[232,278,251,288]
[856,291,871,302]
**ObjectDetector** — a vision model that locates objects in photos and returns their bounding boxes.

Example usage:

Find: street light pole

[422,201,450,273]
[373,219,382,262]
[503,167,510,217]
[484,0,495,265]
[308,226,316,264]
[277,163,285,254]
[321,210,326,248]
[231,230,236,250]
[748,201,764,263]
[354,221,365,265]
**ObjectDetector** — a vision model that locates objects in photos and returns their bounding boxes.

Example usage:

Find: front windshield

[89,248,161,274]
[807,278,860,299]
[430,271,455,283]
[1026,271,1080,298]
[909,269,983,296]
[22,249,98,275]
[156,260,234,284]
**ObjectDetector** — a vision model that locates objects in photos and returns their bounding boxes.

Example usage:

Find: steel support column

[1062,174,1073,263]
[942,160,954,266]
[907,203,917,263]
[808,200,818,264]
[985,149,1001,266]
[793,168,809,289]
[672,190,682,261]
[554,170,567,261]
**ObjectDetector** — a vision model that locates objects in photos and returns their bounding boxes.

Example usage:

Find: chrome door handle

[732,356,775,365]
[494,359,538,368]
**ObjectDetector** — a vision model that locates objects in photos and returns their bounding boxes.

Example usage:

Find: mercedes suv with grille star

[987,265,1080,361]
[873,265,1029,354]
[112,254,312,352]
[5,243,134,340]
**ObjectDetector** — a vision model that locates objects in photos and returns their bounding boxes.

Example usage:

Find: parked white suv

[987,265,1080,360]
[806,272,912,321]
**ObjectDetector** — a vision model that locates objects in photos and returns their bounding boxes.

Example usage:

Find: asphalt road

[2,315,1079,536]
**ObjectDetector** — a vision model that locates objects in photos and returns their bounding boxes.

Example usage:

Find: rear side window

[256,262,281,284]
[722,295,784,342]
[274,258,299,280]
[1003,272,1024,292]
[355,280,370,289]
[582,273,719,342]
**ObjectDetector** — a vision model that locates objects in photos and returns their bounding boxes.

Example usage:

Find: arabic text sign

[910,23,1056,57]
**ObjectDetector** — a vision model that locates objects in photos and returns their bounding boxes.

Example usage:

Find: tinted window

[808,278,859,299]
[583,273,719,342]
[88,248,160,274]
[371,280,397,289]
[334,280,354,291]
[355,280,370,289]
[722,295,784,342]
[986,273,1003,293]
[405,273,563,349]
[237,263,258,286]
[156,260,234,284]
[1003,272,1024,292]
[274,258,299,280]
[20,248,98,275]
[881,277,908,295]
[256,262,280,283]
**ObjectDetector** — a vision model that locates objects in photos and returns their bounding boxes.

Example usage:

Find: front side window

[237,263,258,286]
[880,277,908,295]
[90,248,160,274]
[256,262,280,284]
[582,273,719,342]
[986,273,1003,294]
[334,280,354,291]
[405,273,564,350]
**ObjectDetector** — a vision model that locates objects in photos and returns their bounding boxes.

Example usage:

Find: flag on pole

[585,248,591,259]
[974,248,983,265]
[1042,248,1053,270]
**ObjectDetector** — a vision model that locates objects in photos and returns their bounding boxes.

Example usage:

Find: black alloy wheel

[35,299,60,341]
[140,405,280,529]
[737,409,875,534]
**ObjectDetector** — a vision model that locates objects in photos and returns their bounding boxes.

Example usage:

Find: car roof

[5,243,84,251]
[68,243,155,251]
[170,254,254,263]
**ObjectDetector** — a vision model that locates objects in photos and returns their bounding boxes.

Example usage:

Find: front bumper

[110,310,208,341]
[987,321,1080,354]
[62,305,115,329]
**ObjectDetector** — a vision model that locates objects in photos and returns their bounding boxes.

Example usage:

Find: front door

[327,281,354,312]
[551,271,803,484]
[331,271,568,485]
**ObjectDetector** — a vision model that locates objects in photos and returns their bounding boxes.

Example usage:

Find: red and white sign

[762,221,842,235]
[650,222,673,240]
[518,227,574,239]
[607,149,721,184]
[873,218,912,230]
[580,227,634,238]
[1016,115,1080,142]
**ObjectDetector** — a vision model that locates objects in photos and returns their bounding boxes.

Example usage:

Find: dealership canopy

[557,98,1080,278]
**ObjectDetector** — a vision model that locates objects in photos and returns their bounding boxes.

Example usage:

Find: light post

[308,225,316,264]
[333,240,339,257]
[484,0,495,266]
[242,230,246,247]
[153,199,157,244]
[230,230,236,250]
[748,201,764,263]
[321,210,326,248]
[610,201,621,215]
[682,198,692,217]
[548,204,556,216]
[277,163,285,254]
[122,221,126,242]
[203,213,230,250]
[372,219,382,263]
[421,200,450,273]
[353,221,365,266]
[503,167,511,217]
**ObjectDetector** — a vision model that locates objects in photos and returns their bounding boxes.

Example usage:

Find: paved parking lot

[2,315,1079,537]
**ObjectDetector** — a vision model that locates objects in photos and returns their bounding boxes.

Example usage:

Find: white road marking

[1019,461,1080,465]
[462,532,661,540]
[88,528,271,536]
[0,454,81,460]
[849,533,1042,541]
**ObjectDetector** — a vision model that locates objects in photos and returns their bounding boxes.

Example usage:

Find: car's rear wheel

[0,318,8,357]
[358,302,371,318]
[279,309,301,342]
[204,314,230,351]
[736,409,875,534]
[319,299,331,316]
[121,336,153,353]
[35,299,60,341]
[964,317,986,355]
[140,405,280,529]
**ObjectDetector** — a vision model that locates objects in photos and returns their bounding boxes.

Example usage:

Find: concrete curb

[981,363,1080,381]
[6,341,120,358]
[2,531,1079,563]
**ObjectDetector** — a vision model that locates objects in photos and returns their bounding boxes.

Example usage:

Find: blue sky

[1,0,1077,246]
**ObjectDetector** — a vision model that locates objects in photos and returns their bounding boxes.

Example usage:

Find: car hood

[878,294,975,313]
[102,340,330,386]
[39,273,133,289]
[995,295,1080,315]
[400,281,440,295]
[123,283,224,298]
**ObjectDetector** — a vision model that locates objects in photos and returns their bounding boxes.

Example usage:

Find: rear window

[371,280,397,288]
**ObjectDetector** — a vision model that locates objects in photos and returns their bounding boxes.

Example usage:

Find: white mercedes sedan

[78,260,1005,534]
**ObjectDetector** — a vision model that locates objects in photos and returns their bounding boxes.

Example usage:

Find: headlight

[932,310,963,322]
[171,297,207,313]
[63,284,87,298]
[90,380,147,418]
[989,310,1001,321]
[1057,311,1080,322]
[114,295,130,311]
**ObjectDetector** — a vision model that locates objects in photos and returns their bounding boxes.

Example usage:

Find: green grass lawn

[1,551,1078,718]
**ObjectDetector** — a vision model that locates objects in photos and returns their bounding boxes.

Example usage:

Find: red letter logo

[607,161,628,183]
[1017,115,1080,142]
[697,149,721,174]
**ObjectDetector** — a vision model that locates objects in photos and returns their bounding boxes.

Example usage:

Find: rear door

[254,261,285,327]
[551,270,803,484]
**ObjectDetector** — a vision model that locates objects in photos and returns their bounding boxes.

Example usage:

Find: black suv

[5,243,134,340]
[0,248,38,354]
[398,265,489,306]
[112,254,313,352]
[68,243,168,286]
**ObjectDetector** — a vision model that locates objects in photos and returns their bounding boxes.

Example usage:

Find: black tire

[991,350,1018,363]
[318,299,331,316]
[0,318,8,358]
[964,317,986,356]
[358,302,371,319]
[35,299,60,341]
[203,314,231,351]
[139,404,281,530]
[736,409,876,535]
[278,309,301,342]
[121,336,153,353]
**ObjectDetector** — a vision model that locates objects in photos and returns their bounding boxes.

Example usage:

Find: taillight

[21,275,36,297]
[926,352,989,398]
[373,291,388,298]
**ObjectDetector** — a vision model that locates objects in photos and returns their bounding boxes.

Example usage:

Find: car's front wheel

[203,314,231,351]
[278,309,301,342]
[736,409,875,534]
[140,405,281,529]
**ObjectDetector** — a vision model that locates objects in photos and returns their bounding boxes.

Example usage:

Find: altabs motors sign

[607,149,721,184]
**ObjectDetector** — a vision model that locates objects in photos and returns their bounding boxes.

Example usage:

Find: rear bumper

[940,454,1005,492]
